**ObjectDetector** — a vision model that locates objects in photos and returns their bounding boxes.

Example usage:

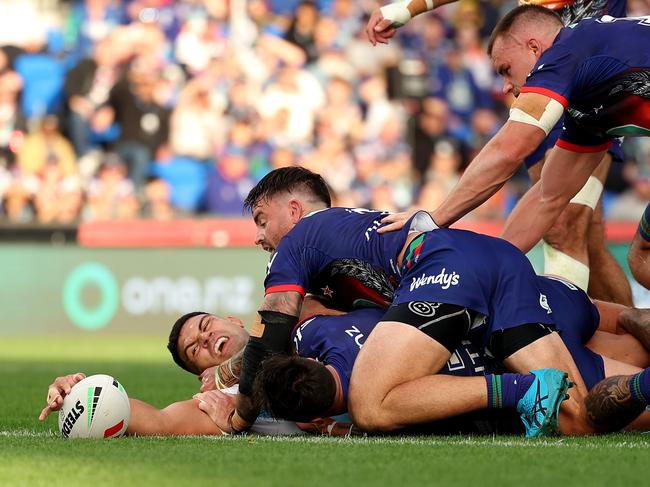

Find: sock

[486,373,534,409]
[629,368,650,405]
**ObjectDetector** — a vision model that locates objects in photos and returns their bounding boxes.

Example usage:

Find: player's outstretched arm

[38,373,86,421]
[430,120,546,228]
[366,0,458,46]
[127,398,224,436]
[501,147,604,253]
[227,291,303,432]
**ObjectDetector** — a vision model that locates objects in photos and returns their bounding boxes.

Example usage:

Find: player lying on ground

[37,314,306,436]
[214,167,621,436]
[248,276,650,433]
[37,305,359,437]
[368,0,635,306]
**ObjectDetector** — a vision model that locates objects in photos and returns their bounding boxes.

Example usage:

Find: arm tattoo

[260,291,302,316]
[215,349,243,389]
[584,375,645,432]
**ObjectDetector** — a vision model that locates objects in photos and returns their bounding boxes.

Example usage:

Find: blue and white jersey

[264,208,435,299]
[522,16,650,150]
[520,0,626,29]
[292,308,501,401]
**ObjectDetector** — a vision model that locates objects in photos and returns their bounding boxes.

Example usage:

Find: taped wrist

[380,0,434,27]
[238,311,298,397]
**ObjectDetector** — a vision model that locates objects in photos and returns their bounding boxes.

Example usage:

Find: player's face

[179,313,249,374]
[252,194,298,253]
[491,34,539,97]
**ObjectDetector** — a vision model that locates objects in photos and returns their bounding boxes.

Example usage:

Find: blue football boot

[516,368,572,438]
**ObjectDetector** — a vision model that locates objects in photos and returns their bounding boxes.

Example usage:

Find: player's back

[265,208,436,297]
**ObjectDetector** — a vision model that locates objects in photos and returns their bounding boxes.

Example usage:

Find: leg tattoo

[585,375,645,432]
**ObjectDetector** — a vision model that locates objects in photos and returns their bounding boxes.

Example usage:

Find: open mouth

[214,336,228,355]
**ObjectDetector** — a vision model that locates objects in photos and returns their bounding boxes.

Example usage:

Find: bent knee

[349,405,400,433]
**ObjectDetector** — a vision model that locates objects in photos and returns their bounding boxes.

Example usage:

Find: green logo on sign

[63,263,118,330]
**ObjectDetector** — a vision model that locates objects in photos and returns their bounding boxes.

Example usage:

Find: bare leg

[629,229,650,290]
[503,332,593,435]
[127,398,224,436]
[348,321,488,432]
[628,203,650,290]
[587,331,650,368]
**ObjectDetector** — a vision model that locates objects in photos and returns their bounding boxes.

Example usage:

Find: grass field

[2,337,649,487]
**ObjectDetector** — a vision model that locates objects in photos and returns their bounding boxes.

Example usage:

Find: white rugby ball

[58,374,130,439]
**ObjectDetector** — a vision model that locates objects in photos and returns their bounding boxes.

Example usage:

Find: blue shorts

[538,275,605,389]
[524,119,624,169]
[391,229,556,345]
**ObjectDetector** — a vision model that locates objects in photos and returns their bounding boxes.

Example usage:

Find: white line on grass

[3,430,648,448]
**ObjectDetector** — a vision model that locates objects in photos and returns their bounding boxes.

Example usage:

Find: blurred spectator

[205,150,256,215]
[141,176,175,220]
[85,152,139,219]
[64,34,130,157]
[17,115,77,176]
[169,76,225,160]
[0,0,641,224]
[64,0,126,56]
[105,60,171,188]
[0,66,26,168]
[33,162,83,223]
[284,1,320,64]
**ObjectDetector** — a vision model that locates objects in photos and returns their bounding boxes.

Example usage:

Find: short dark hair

[167,311,208,374]
[487,5,562,56]
[243,167,331,213]
[253,355,336,422]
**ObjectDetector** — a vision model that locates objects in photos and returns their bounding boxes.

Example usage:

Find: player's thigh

[503,332,593,434]
[349,321,451,405]
[587,331,650,368]
[601,355,642,377]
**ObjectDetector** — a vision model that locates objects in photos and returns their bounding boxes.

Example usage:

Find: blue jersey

[268,208,555,342]
[265,208,434,298]
[522,0,627,168]
[292,308,501,401]
[521,0,626,25]
[522,16,650,150]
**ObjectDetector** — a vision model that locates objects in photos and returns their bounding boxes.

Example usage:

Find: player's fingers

[374,19,394,32]
[38,405,52,421]
[365,10,384,45]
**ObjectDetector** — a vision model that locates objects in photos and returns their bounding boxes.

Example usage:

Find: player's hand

[366,8,398,46]
[199,366,217,392]
[38,372,86,421]
[194,389,236,433]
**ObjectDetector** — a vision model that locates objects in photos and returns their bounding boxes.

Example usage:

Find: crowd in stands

[0,0,648,224]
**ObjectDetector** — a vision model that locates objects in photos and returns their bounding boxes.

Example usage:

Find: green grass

[2,337,649,487]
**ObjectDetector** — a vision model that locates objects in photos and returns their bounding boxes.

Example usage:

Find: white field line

[2,430,649,449]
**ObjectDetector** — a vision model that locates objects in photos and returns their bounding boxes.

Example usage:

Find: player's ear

[527,38,542,58]
[288,198,303,223]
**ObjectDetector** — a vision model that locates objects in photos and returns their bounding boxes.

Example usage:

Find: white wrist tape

[380,0,434,27]
[569,176,603,210]
[508,98,564,135]
[543,242,590,292]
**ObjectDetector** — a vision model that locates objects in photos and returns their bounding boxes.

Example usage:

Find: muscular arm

[431,120,546,227]
[234,291,304,428]
[501,147,604,253]
[126,398,224,436]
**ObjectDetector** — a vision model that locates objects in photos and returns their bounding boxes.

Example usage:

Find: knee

[544,205,591,250]
[348,404,398,433]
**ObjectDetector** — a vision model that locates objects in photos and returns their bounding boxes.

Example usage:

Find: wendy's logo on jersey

[409,268,460,291]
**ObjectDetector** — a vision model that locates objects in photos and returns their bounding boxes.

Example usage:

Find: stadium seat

[150,156,211,212]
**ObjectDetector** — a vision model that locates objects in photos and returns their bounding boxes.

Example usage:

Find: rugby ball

[58,374,130,439]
